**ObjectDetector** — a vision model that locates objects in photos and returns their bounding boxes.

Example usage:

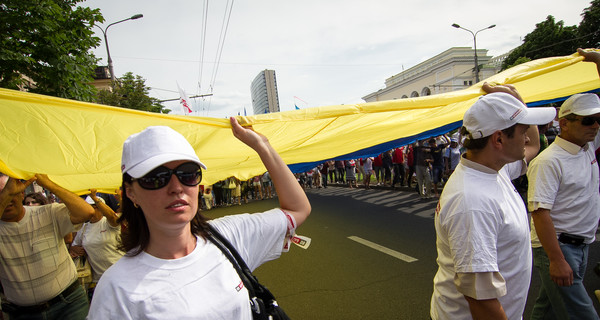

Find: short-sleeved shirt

[431,157,531,320]
[0,204,77,305]
[444,147,462,171]
[88,209,288,320]
[430,146,445,167]
[528,134,600,246]
[392,148,404,164]
[72,217,124,282]
[414,146,432,166]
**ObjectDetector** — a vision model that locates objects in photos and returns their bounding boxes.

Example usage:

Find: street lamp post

[451,23,496,83]
[96,14,144,82]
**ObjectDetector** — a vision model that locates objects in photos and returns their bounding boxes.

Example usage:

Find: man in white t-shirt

[527,49,600,320]
[430,84,556,320]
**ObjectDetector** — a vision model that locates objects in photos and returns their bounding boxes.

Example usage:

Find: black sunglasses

[579,116,600,126]
[132,162,202,190]
[568,115,600,126]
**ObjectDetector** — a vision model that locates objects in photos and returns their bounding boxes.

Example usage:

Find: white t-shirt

[0,204,77,305]
[528,134,600,247]
[431,157,531,320]
[444,146,462,171]
[364,158,373,172]
[72,217,124,282]
[88,209,287,320]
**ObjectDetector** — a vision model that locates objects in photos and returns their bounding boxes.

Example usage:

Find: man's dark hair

[24,192,49,205]
[118,173,211,256]
[461,124,517,150]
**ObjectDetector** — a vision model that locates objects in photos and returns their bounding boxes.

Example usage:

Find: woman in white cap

[88,117,311,319]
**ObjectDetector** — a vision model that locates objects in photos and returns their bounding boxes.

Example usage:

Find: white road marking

[347,236,418,263]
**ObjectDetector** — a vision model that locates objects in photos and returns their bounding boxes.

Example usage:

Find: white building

[363,47,501,102]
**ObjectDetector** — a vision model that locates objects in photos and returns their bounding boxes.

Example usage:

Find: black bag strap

[206,224,277,318]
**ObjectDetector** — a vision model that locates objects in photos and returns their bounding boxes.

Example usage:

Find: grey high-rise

[251,69,280,115]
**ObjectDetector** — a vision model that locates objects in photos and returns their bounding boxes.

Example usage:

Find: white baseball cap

[558,93,600,118]
[121,126,207,179]
[463,92,556,139]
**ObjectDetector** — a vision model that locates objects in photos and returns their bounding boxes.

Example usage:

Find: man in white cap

[430,83,556,320]
[527,49,600,320]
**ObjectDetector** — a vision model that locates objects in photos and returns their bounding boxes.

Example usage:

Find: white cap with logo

[121,126,207,179]
[463,92,556,139]
[558,93,600,118]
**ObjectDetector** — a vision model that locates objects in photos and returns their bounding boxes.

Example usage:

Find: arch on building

[410,91,419,98]
[401,95,408,99]
[421,87,431,96]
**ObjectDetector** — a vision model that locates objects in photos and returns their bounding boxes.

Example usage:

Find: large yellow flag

[1,51,599,194]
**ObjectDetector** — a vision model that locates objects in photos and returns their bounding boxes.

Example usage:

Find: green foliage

[501,16,578,70]
[96,72,170,114]
[0,0,104,101]
[578,0,600,48]
[501,1,600,71]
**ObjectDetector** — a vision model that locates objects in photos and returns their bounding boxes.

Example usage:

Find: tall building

[251,69,280,115]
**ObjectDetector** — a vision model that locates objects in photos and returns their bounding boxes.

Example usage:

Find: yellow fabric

[1,51,599,194]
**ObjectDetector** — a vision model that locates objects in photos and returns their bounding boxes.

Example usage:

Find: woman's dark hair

[461,124,517,150]
[23,192,49,205]
[118,173,211,256]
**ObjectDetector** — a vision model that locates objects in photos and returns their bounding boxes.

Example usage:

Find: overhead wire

[206,0,235,114]
[197,0,209,116]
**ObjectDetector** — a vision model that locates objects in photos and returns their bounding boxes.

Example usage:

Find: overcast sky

[82,0,592,118]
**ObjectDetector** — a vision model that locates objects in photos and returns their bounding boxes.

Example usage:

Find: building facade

[362,47,501,102]
[91,66,112,91]
[251,69,280,115]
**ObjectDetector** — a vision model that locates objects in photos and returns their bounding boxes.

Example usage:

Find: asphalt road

[205,185,600,320]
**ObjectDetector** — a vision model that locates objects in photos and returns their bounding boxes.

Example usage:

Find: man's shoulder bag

[207,224,291,320]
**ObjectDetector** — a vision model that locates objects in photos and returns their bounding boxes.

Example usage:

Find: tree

[578,0,600,48]
[501,16,579,70]
[97,72,170,114]
[503,57,532,70]
[0,0,103,101]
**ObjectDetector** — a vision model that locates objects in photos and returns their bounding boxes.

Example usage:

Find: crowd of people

[292,135,462,198]
[0,49,599,319]
[431,49,600,320]
[199,172,276,210]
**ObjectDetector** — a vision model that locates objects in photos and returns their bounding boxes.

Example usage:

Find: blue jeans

[8,285,89,320]
[531,244,599,320]
[432,165,443,184]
